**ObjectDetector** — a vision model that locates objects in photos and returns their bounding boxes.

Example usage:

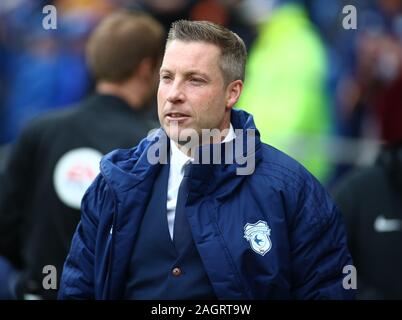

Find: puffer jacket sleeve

[288,174,355,299]
[58,174,114,299]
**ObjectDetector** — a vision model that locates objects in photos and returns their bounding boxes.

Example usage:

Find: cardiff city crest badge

[243,220,272,256]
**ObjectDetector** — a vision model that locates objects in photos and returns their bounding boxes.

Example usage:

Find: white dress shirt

[166,124,236,239]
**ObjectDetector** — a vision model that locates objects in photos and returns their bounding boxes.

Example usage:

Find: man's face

[157,40,231,144]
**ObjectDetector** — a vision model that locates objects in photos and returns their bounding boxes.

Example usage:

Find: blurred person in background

[0,10,164,299]
[237,0,333,184]
[346,0,402,144]
[331,0,402,296]
[332,137,402,299]
[323,0,402,182]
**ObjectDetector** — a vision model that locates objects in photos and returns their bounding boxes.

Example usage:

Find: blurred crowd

[0,0,402,299]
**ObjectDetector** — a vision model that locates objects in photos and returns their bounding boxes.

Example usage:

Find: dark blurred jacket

[332,143,402,299]
[0,93,157,299]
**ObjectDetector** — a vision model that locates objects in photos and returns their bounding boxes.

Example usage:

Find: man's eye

[190,78,204,84]
[160,75,172,81]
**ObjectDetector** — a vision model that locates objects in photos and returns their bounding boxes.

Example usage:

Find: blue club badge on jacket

[244,220,272,256]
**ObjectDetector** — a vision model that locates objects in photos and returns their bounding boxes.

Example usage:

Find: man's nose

[167,81,185,104]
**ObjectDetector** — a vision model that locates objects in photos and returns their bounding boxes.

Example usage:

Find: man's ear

[225,80,243,110]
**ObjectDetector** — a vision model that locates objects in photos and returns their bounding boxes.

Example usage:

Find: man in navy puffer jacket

[59,20,354,300]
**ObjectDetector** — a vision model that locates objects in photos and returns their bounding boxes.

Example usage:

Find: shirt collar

[170,123,235,173]
[222,123,236,143]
